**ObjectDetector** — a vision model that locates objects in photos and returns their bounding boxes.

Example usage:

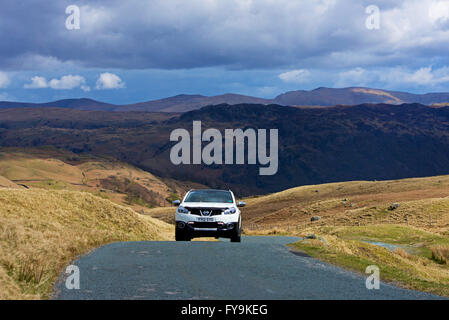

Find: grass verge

[289,224,449,297]
[0,188,172,300]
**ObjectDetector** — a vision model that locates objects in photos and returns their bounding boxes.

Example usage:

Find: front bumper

[176,221,239,238]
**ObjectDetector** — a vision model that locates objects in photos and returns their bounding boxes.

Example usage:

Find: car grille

[185,207,225,216]
[191,222,219,228]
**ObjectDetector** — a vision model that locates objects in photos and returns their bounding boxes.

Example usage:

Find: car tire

[230,235,241,242]
[230,227,241,242]
[175,230,190,241]
[176,235,191,241]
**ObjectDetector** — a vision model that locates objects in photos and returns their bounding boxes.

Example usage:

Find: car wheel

[230,235,241,242]
[175,230,190,241]
[230,228,241,242]
[176,235,191,241]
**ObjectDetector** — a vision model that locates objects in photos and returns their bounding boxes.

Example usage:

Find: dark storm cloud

[0,0,386,70]
[0,0,448,74]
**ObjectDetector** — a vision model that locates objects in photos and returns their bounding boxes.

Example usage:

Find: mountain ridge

[2,87,449,112]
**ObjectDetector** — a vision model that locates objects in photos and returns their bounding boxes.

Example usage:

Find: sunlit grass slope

[0,188,172,300]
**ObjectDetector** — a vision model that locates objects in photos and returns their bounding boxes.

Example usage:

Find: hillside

[0,98,117,111]
[147,174,449,234]
[0,107,176,128]
[242,175,449,233]
[121,93,272,112]
[0,188,173,299]
[237,175,449,297]
[0,175,19,188]
[0,148,205,210]
[275,87,449,107]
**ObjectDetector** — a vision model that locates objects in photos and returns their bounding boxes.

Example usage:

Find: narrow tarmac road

[54,236,442,300]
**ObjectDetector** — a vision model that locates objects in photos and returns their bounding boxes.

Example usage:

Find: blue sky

[1,0,449,104]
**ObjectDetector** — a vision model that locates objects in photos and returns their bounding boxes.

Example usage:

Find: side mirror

[237,201,246,207]
[173,200,181,206]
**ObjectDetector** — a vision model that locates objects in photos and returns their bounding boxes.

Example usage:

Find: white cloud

[24,75,90,91]
[408,66,449,85]
[95,73,125,89]
[429,1,449,24]
[48,75,87,90]
[407,67,436,85]
[278,69,311,84]
[380,0,449,47]
[9,54,76,71]
[0,72,10,88]
[24,76,48,89]
[330,65,449,89]
[379,66,449,86]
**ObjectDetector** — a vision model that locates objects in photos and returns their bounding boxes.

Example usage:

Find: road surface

[54,236,441,300]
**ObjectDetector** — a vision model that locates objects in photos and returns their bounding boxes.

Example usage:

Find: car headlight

[224,207,237,215]
[177,206,189,214]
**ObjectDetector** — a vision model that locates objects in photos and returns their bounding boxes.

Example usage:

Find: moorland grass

[0,188,172,299]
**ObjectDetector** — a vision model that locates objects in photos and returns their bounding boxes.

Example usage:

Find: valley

[0,148,205,211]
[1,101,449,299]
[2,103,449,195]
[1,146,449,298]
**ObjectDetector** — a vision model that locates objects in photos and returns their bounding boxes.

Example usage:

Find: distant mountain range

[2,87,449,112]
[2,102,449,195]
[0,98,117,111]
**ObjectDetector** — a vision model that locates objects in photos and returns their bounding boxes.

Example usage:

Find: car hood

[181,202,234,208]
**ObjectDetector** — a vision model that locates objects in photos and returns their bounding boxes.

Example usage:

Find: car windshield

[184,190,234,203]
